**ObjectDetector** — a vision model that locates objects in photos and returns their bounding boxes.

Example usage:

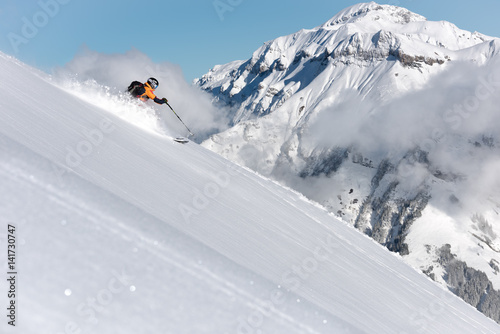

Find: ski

[173,137,189,144]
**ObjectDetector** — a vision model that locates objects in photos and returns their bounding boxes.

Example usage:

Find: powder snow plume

[52,47,230,141]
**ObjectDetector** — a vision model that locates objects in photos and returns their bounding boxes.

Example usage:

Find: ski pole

[166,102,194,137]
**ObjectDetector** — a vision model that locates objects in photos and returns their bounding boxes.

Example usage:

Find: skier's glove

[162,98,168,104]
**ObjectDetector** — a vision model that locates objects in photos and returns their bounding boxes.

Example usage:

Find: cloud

[53,47,230,141]
[309,59,500,154]
[298,58,500,214]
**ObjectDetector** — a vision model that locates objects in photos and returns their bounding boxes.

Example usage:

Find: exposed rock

[299,147,349,178]
[490,259,499,275]
[437,244,500,323]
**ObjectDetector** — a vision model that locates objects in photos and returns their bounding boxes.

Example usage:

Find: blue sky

[1,0,499,81]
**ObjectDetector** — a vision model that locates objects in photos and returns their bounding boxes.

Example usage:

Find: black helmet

[147,77,159,89]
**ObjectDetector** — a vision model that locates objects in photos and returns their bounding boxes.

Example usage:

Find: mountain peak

[321,2,426,30]
[196,2,497,123]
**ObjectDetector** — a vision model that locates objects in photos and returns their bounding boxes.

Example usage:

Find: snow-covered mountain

[1,50,500,332]
[196,2,500,323]
[196,2,497,124]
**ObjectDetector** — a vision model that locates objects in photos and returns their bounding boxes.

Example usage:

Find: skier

[128,77,168,105]
[128,77,194,140]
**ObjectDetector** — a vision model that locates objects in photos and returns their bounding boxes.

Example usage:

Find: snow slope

[0,52,499,334]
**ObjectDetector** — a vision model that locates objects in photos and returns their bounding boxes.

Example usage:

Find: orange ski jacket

[138,82,166,104]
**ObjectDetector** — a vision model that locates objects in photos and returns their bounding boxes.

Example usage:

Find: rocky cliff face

[437,244,500,323]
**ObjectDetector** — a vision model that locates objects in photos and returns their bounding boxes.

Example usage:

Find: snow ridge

[321,2,426,29]
[196,2,494,124]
